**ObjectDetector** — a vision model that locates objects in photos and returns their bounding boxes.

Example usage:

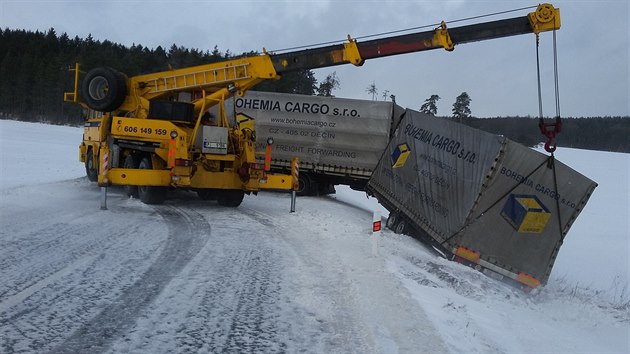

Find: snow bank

[0,120,84,188]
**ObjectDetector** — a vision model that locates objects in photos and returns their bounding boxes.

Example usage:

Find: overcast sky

[1,0,628,117]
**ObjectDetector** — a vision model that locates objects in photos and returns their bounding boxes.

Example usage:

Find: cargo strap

[548,155,565,243]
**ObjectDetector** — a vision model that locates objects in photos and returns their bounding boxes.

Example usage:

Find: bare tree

[366,82,378,101]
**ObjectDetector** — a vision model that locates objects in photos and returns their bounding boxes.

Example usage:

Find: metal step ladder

[146,63,251,94]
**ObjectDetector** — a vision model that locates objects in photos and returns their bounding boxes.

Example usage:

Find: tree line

[370,85,629,153]
[0,27,319,125]
[417,92,629,153]
[463,116,630,152]
[1,28,628,152]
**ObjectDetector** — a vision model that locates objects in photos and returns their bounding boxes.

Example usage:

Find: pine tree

[452,92,472,122]
[420,94,440,115]
[316,71,340,97]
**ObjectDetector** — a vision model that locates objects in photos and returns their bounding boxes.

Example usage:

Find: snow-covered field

[1,120,628,353]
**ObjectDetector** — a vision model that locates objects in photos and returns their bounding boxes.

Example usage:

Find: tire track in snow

[0,222,100,299]
[210,248,285,353]
[235,206,373,353]
[0,254,100,311]
[238,202,450,353]
[50,204,210,354]
[165,208,290,353]
[0,204,150,302]
[0,206,164,353]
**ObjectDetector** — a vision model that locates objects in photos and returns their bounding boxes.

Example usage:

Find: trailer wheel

[137,156,166,205]
[217,190,244,207]
[80,67,127,112]
[296,174,312,196]
[394,218,407,234]
[85,148,98,182]
[386,213,398,230]
[317,183,336,195]
[123,153,140,198]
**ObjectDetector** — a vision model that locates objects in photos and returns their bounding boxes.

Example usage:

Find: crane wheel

[197,188,218,200]
[217,190,244,207]
[123,153,141,198]
[85,147,98,182]
[80,67,127,112]
[296,174,312,196]
[137,156,166,205]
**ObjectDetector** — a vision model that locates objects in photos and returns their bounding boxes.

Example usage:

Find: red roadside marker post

[372,211,381,256]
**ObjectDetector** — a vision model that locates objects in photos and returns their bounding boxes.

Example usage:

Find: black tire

[394,218,407,234]
[217,189,245,207]
[137,156,166,205]
[296,174,312,196]
[123,153,141,198]
[349,182,367,191]
[386,213,398,230]
[317,183,336,195]
[85,148,98,182]
[148,101,195,124]
[197,189,218,200]
[80,67,127,112]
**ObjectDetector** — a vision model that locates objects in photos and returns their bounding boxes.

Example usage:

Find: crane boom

[271,4,560,73]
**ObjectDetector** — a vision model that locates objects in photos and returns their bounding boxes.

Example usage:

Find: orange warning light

[455,246,481,263]
[517,272,541,288]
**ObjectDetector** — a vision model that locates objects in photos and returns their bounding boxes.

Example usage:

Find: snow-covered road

[1,179,446,353]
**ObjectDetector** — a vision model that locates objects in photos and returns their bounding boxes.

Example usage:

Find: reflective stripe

[453,246,542,288]
[291,157,300,191]
[101,152,108,175]
[101,150,109,184]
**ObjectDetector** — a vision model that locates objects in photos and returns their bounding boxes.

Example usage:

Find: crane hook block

[528,3,561,34]
[539,118,562,153]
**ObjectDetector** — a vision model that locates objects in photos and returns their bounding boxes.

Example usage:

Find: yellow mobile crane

[65,4,560,206]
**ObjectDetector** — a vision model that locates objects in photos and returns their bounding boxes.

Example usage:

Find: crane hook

[539,116,562,153]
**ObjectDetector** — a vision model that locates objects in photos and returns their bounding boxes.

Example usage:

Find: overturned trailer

[234,91,404,195]
[367,109,597,289]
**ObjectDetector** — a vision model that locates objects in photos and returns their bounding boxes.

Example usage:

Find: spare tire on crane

[80,67,127,112]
